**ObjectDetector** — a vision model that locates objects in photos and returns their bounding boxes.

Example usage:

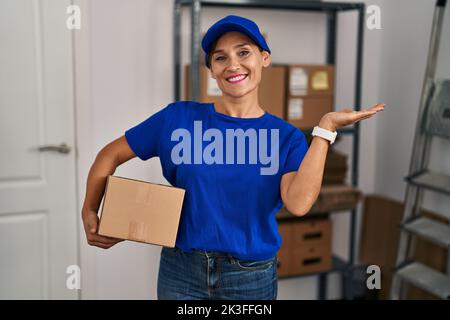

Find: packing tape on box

[131,185,151,241]
[135,184,153,205]
[128,220,148,242]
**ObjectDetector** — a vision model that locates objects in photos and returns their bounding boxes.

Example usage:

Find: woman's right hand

[82,209,124,249]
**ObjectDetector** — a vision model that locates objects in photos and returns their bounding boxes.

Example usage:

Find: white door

[0,0,78,299]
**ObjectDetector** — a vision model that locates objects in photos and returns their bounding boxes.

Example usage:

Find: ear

[262,51,271,68]
[210,68,216,80]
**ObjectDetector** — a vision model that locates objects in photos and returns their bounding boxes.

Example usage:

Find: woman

[81,15,385,300]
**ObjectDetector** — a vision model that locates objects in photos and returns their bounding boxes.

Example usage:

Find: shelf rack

[173,0,365,300]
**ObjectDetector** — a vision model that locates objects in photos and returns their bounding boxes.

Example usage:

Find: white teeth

[227,75,246,82]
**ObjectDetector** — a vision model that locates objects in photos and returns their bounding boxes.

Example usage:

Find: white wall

[75,0,450,300]
[374,0,450,220]
[76,0,175,299]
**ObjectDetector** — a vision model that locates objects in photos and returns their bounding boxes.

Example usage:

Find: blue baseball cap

[201,15,271,68]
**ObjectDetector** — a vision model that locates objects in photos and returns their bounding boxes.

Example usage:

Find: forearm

[283,103,384,215]
[285,136,330,215]
[285,118,335,215]
[82,149,118,214]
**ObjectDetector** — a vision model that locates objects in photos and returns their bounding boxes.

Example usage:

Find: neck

[215,88,264,118]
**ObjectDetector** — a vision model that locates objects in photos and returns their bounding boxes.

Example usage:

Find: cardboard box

[98,175,185,247]
[276,247,291,277]
[287,64,334,97]
[324,149,348,185]
[276,185,362,219]
[285,64,334,129]
[184,64,286,119]
[291,243,332,275]
[286,95,333,129]
[277,222,292,277]
[277,218,332,277]
[309,185,362,214]
[292,218,332,247]
[259,66,286,119]
[323,171,347,185]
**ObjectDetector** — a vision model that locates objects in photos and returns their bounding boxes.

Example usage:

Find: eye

[214,56,225,61]
[239,50,249,56]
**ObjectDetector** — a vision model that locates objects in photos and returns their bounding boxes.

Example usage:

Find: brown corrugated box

[98,175,185,247]
[276,184,362,219]
[276,223,292,277]
[277,218,332,277]
[184,64,285,119]
[310,185,362,213]
[323,149,348,185]
[287,64,335,97]
[259,66,286,119]
[291,243,332,275]
[292,218,332,247]
[286,95,333,129]
[286,64,335,129]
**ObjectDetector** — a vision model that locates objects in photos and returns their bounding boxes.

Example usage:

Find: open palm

[320,103,385,131]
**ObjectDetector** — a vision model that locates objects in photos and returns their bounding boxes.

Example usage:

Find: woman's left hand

[318,103,385,131]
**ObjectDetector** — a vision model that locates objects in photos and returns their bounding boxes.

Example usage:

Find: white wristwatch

[311,126,337,144]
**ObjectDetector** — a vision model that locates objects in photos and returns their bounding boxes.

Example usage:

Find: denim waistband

[167,247,275,263]
[190,248,234,258]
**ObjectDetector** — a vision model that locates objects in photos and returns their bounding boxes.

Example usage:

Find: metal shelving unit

[173,0,365,300]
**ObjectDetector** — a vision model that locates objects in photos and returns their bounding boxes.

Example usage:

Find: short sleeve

[124,104,172,160]
[281,129,309,175]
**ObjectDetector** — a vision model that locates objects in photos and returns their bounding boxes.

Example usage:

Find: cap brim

[202,23,265,53]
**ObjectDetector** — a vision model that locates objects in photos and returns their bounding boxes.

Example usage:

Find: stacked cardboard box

[276,185,362,218]
[184,60,334,127]
[309,185,362,213]
[285,64,335,129]
[323,148,348,185]
[277,218,332,277]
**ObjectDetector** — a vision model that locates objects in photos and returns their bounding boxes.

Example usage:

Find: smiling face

[209,32,271,99]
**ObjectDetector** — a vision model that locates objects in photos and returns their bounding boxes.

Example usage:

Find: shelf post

[190,0,202,101]
[318,9,337,300]
[346,3,365,300]
[174,0,182,101]
[326,10,337,65]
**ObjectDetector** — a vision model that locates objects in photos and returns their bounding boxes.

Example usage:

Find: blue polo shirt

[125,101,308,260]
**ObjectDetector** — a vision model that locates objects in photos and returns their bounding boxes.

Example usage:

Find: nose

[226,55,241,71]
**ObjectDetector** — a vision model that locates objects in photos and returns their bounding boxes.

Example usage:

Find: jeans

[157,247,278,300]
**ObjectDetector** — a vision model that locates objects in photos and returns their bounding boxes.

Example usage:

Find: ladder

[390,0,450,300]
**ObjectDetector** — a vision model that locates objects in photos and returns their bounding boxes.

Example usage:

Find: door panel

[0,0,78,299]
